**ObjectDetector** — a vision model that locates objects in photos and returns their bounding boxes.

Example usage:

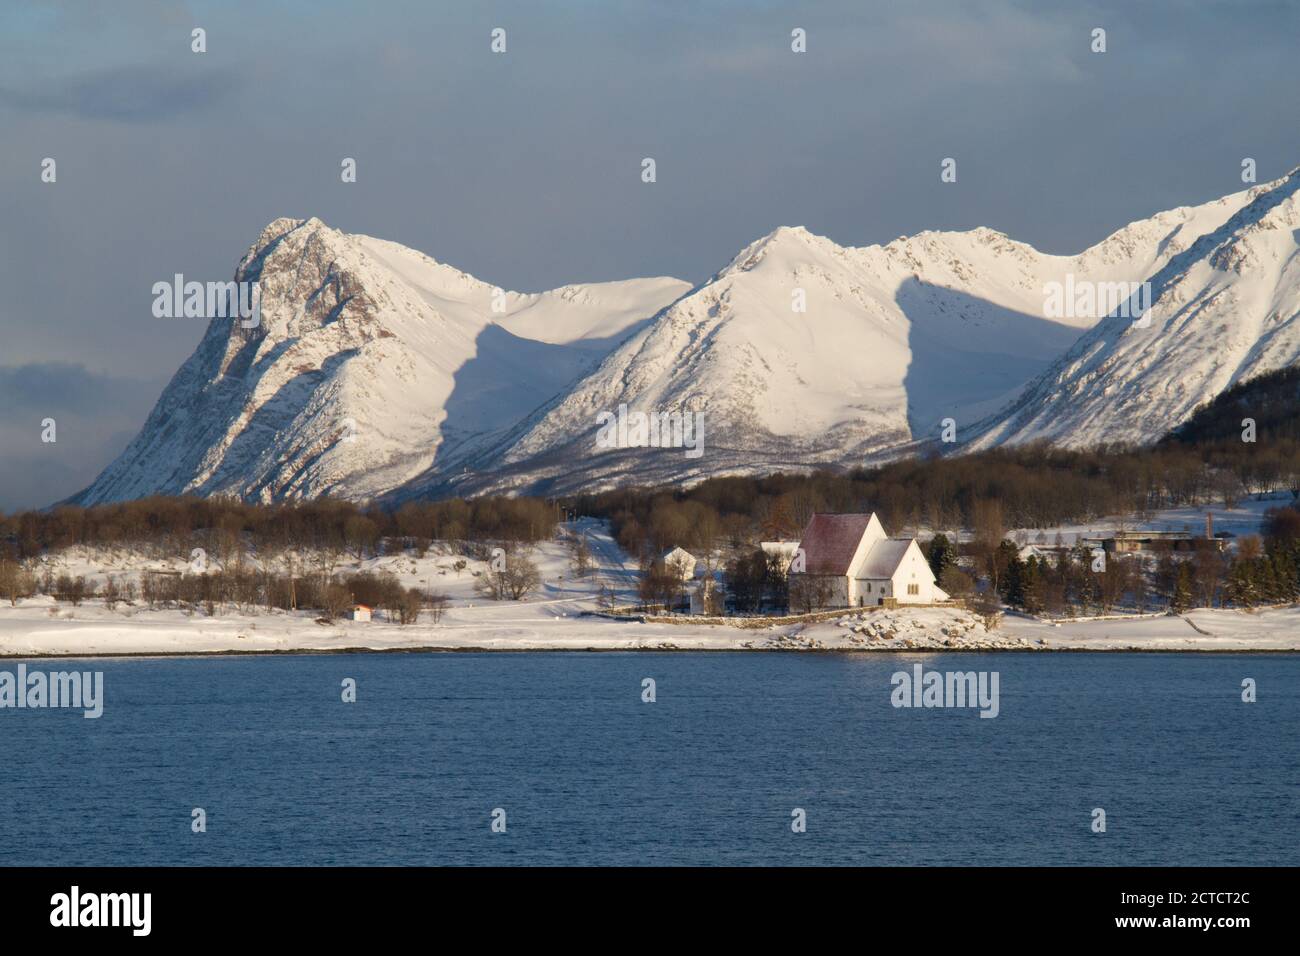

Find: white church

[789,513,948,608]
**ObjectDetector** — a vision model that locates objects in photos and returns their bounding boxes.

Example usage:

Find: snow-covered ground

[895,492,1292,547]
[999,607,1300,651]
[3,518,1299,657]
[3,596,1299,657]
[22,517,635,604]
[1008,494,1289,546]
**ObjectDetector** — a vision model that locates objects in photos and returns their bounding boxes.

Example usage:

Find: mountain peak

[248,215,326,250]
[767,224,812,240]
[965,164,1300,452]
[70,169,1300,505]
[71,223,689,506]
[721,224,841,277]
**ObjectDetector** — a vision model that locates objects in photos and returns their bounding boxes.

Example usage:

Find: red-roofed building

[790,513,947,608]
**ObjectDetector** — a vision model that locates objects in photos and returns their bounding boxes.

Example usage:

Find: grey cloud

[0,64,240,123]
[0,364,161,511]
[0,362,162,414]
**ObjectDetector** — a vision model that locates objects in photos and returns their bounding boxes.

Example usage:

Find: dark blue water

[0,652,1296,866]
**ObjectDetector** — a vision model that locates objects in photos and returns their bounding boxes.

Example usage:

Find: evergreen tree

[1019,556,1045,614]
[1226,558,1257,607]
[997,541,1026,607]
[925,533,956,581]
[1258,558,1280,604]
[1273,549,1299,601]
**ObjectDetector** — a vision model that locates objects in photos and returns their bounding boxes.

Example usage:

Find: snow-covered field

[891,492,1291,547]
[2,595,1300,660]
[3,596,1299,657]
[999,607,1300,651]
[3,518,1298,658]
[1007,494,1288,546]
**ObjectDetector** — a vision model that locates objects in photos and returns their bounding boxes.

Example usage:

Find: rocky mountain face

[71,217,687,505]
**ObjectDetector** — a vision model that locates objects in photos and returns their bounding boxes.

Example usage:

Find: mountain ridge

[71,171,1300,506]
[964,167,1300,451]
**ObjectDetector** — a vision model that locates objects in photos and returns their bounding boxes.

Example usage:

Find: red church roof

[796,513,874,575]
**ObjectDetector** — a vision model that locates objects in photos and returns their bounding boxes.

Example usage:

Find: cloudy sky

[1,0,1298,510]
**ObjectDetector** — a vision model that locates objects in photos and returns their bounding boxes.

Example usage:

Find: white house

[350,604,372,622]
[659,546,697,582]
[789,513,948,608]
[1018,544,1056,563]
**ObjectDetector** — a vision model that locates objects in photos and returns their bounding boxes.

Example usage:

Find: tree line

[0,495,558,560]
[935,504,1300,616]
[5,437,1296,567]
[565,439,1300,563]
[0,560,447,624]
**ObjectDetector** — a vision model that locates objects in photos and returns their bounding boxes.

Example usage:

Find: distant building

[760,541,802,573]
[350,605,372,622]
[789,513,947,608]
[659,547,697,582]
[1080,530,1225,554]
[1018,544,1057,563]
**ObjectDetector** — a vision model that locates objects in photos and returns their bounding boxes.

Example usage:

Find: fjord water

[0,653,1295,866]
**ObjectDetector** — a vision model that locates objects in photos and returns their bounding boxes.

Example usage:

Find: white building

[1018,544,1056,563]
[789,513,948,608]
[659,546,697,582]
[350,604,372,622]
[759,541,802,573]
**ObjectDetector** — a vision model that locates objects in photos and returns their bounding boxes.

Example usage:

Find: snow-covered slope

[72,218,688,505]
[967,169,1300,449]
[73,171,1295,505]
[424,183,1259,497]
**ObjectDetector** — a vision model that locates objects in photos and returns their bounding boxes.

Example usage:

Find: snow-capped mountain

[71,217,688,505]
[966,169,1300,450]
[424,178,1262,497]
[72,170,1297,506]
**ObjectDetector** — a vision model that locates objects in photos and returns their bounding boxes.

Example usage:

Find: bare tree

[323,582,352,621]
[1192,547,1225,607]
[475,552,541,601]
[0,557,35,607]
[1098,555,1131,612]
[971,591,1003,631]
[788,574,834,614]
[398,588,423,624]
[425,591,450,623]
[638,560,685,611]
[103,575,121,611]
[971,498,1007,593]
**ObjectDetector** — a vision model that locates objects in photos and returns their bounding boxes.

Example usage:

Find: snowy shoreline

[3,646,1298,661]
[6,517,1300,659]
[3,601,1298,658]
